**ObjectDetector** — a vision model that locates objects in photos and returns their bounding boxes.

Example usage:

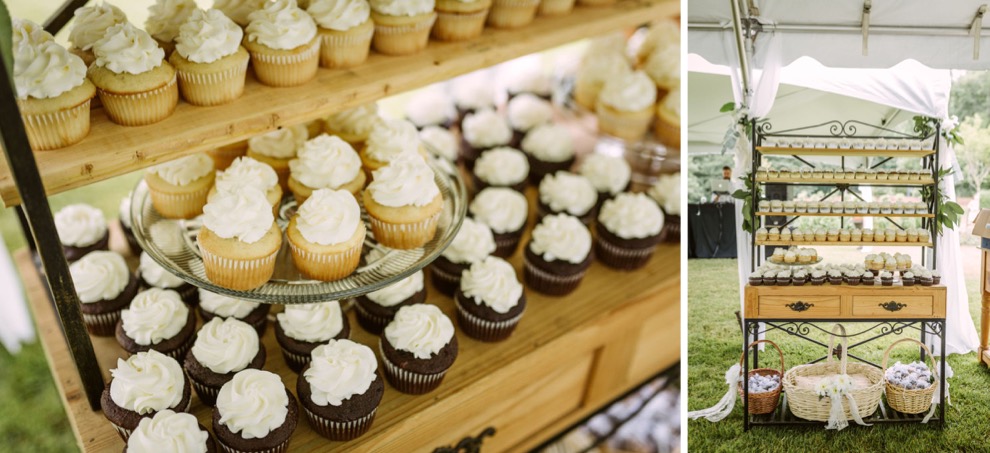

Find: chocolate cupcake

[932,270,941,285]
[455,257,526,342]
[470,188,529,257]
[54,203,109,262]
[748,271,763,286]
[125,409,216,452]
[506,93,553,147]
[354,248,427,334]
[431,218,496,296]
[594,193,663,270]
[297,340,384,440]
[538,171,598,225]
[472,147,530,193]
[845,271,861,286]
[648,172,680,243]
[501,56,553,101]
[197,289,271,335]
[275,301,350,372]
[69,251,139,336]
[213,369,298,453]
[184,318,266,406]
[452,72,495,126]
[880,271,894,286]
[522,124,576,184]
[460,108,512,168]
[118,194,141,255]
[827,270,843,285]
[138,252,198,307]
[919,271,934,286]
[524,214,593,296]
[579,153,631,208]
[405,88,456,130]
[116,288,197,360]
[792,270,808,286]
[810,270,826,285]
[380,304,458,394]
[419,126,460,164]
[902,271,916,287]
[101,350,192,441]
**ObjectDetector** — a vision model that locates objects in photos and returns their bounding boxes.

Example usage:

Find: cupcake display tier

[755,146,935,158]
[755,176,935,186]
[755,211,935,218]
[756,240,933,247]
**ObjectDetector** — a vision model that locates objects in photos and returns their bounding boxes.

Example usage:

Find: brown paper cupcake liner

[217,438,291,453]
[429,264,461,296]
[288,240,362,281]
[319,27,374,68]
[82,310,121,337]
[163,338,195,362]
[110,422,133,441]
[303,406,377,441]
[594,237,657,270]
[22,98,92,150]
[200,246,279,291]
[149,185,211,219]
[596,104,653,141]
[661,214,679,243]
[280,347,311,373]
[488,0,539,28]
[523,257,586,296]
[373,13,437,56]
[353,301,393,334]
[98,75,178,126]
[455,300,523,342]
[433,9,489,41]
[379,340,447,394]
[369,211,441,250]
[251,40,320,87]
[493,235,521,258]
[539,0,575,15]
[176,60,249,106]
[189,375,221,407]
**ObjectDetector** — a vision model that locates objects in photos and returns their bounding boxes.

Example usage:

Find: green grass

[687,258,990,453]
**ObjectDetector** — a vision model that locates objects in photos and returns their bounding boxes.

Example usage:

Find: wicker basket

[882,338,939,414]
[782,324,884,422]
[736,340,784,415]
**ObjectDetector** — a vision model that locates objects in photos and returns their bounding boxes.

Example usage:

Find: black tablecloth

[688,203,737,258]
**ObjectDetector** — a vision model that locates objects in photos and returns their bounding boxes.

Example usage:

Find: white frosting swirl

[69,251,129,303]
[199,289,261,318]
[452,73,494,110]
[304,339,377,406]
[202,188,275,243]
[92,23,165,75]
[13,37,87,100]
[308,0,370,30]
[146,0,198,43]
[441,218,495,264]
[216,369,288,440]
[277,301,344,342]
[644,45,680,88]
[579,154,631,195]
[384,304,454,360]
[55,204,107,248]
[246,0,317,50]
[140,252,186,289]
[539,172,597,216]
[127,410,209,453]
[419,127,458,162]
[599,193,663,239]
[529,214,591,264]
[119,194,133,228]
[648,172,680,215]
[326,103,380,135]
[290,135,362,190]
[368,154,441,207]
[192,317,260,374]
[522,124,574,162]
[462,109,512,148]
[69,2,128,51]
[469,188,528,234]
[13,19,52,50]
[365,119,421,163]
[507,94,553,132]
[215,156,279,195]
[474,147,529,186]
[295,189,362,245]
[599,70,657,112]
[364,248,424,306]
[109,350,185,414]
[213,0,268,26]
[248,124,308,159]
[503,59,552,96]
[369,0,435,16]
[406,89,456,128]
[121,288,190,346]
[175,8,244,63]
[461,257,522,314]
[148,153,215,186]
[578,51,631,85]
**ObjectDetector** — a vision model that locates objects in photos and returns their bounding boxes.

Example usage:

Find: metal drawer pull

[434,426,496,453]
[879,301,907,312]
[785,301,814,312]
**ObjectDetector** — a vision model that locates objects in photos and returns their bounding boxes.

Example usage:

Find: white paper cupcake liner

[252,40,320,67]
[539,0,575,15]
[98,75,178,126]
[434,9,489,41]
[149,185,210,219]
[176,60,248,106]
[456,301,523,341]
[22,99,92,150]
[373,14,437,56]
[288,240,361,281]
[303,406,376,441]
[379,339,447,394]
[321,26,375,47]
[374,15,437,35]
[251,40,320,87]
[200,246,279,290]
[369,211,441,249]
[110,422,132,441]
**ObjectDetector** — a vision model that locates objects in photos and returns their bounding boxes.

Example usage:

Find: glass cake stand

[131,159,467,304]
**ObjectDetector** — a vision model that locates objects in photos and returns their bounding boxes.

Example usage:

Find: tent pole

[729,0,753,107]
[690,22,989,38]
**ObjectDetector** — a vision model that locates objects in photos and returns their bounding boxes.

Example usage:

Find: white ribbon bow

[688,363,743,422]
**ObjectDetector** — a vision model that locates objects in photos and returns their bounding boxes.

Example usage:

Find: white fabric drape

[0,239,33,353]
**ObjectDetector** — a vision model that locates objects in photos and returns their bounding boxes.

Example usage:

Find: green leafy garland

[732,172,760,234]
[921,167,965,235]
[913,115,964,147]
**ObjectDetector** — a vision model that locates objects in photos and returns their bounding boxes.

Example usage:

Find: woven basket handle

[737,340,785,376]
[881,337,940,383]
[826,324,849,374]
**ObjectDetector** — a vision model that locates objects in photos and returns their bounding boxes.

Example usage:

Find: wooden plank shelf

[756,146,935,158]
[22,220,679,452]
[755,176,934,186]
[0,0,677,207]
[756,240,933,247]
[755,211,934,218]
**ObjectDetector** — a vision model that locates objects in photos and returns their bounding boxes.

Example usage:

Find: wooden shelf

[755,211,934,218]
[756,240,933,247]
[22,221,679,452]
[756,146,935,158]
[755,176,934,186]
[0,0,677,207]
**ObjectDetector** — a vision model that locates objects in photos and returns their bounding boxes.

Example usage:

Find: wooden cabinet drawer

[758,295,840,318]
[852,295,934,317]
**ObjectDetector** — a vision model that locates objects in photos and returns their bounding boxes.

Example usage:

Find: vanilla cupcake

[434,0,492,41]
[655,89,680,149]
[276,301,350,372]
[305,0,375,69]
[287,189,366,281]
[361,119,425,175]
[198,188,282,290]
[522,124,576,183]
[538,171,598,225]
[406,88,457,129]
[71,251,139,336]
[101,350,191,441]
[643,41,680,98]
[473,146,530,193]
[430,218,496,295]
[419,126,460,163]
[488,0,539,28]
[573,51,630,110]
[209,156,283,217]
[54,204,109,262]
[506,94,554,147]
[67,2,128,66]
[170,8,250,106]
[247,124,309,191]
[596,70,657,141]
[126,410,215,451]
[117,288,197,360]
[363,155,444,249]
[370,0,437,55]
[145,153,216,219]
[539,0,575,15]
[289,134,366,204]
[245,0,320,87]
[89,23,178,126]
[146,0,197,56]
[325,103,381,148]
[12,21,96,150]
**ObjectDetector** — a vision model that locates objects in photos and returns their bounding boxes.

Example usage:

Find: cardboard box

[974,209,990,249]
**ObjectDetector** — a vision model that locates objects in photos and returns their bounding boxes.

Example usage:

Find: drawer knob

[879,301,907,312]
[785,301,814,312]
[434,426,496,453]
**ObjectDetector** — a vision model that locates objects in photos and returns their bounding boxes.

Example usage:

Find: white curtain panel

[0,239,34,354]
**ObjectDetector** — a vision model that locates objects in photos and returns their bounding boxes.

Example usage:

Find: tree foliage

[953,114,990,193]
[949,72,990,126]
